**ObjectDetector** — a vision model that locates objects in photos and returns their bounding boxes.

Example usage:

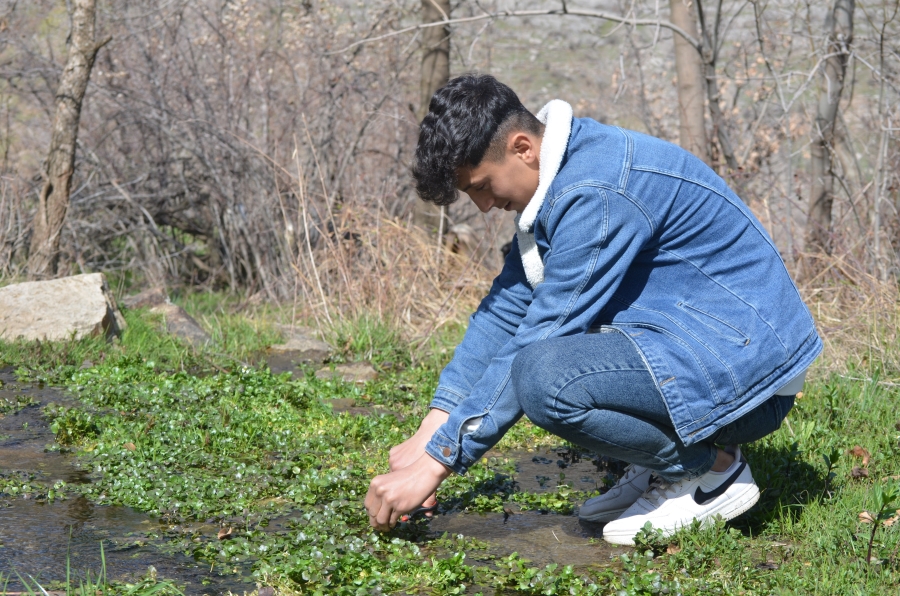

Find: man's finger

[375,501,394,531]
[389,508,403,528]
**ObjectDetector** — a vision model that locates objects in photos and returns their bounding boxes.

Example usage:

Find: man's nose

[474,195,493,213]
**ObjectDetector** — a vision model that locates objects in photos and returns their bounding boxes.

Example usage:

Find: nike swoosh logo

[694,461,746,505]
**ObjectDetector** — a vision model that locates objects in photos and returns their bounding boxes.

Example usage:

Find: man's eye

[476,184,487,191]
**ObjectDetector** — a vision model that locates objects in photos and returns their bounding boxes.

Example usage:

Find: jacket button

[442,447,451,457]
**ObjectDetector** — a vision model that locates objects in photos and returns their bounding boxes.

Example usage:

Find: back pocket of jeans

[676,301,751,346]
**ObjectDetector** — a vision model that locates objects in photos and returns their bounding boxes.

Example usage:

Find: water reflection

[0,369,251,595]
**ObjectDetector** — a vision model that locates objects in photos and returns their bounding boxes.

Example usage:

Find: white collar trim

[516,99,573,288]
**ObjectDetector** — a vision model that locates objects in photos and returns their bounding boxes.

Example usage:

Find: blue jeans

[511,330,795,481]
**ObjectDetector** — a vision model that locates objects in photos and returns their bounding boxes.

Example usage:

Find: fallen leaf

[795,391,803,400]
[124,442,136,451]
[883,515,898,527]
[756,561,779,570]
[217,527,233,540]
[859,511,875,524]
[851,466,869,479]
[848,446,871,467]
[666,544,681,555]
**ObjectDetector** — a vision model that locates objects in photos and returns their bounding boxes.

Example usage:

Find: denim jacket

[425,105,822,475]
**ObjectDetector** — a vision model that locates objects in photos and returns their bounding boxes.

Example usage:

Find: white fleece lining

[516,100,573,288]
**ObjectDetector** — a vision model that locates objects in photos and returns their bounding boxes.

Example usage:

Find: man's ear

[509,132,538,165]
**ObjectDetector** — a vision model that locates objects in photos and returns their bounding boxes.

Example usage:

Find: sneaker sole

[578,507,630,523]
[602,483,761,545]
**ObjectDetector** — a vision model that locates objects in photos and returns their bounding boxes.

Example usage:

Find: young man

[365,74,820,545]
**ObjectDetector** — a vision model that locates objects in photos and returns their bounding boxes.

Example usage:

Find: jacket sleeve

[425,187,654,474]
[430,239,533,414]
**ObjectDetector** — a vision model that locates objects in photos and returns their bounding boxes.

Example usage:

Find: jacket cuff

[429,387,467,414]
[424,430,474,476]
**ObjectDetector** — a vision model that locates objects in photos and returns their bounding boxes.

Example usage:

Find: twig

[327,8,700,55]
[293,138,332,325]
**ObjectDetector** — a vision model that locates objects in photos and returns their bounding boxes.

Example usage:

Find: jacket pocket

[677,301,750,346]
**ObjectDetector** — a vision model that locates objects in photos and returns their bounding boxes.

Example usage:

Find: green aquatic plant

[3,542,184,596]
[2,303,900,594]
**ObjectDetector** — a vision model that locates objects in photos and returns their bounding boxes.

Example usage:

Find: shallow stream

[2,363,629,593]
[430,448,629,569]
[0,368,254,595]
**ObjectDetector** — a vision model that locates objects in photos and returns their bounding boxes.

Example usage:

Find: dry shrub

[285,200,493,345]
[0,177,29,280]
[798,252,900,379]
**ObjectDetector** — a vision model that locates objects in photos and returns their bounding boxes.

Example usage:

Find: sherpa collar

[515,99,573,288]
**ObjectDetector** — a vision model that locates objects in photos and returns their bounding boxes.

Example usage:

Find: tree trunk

[27,0,108,278]
[669,0,710,165]
[695,0,739,176]
[805,0,854,260]
[413,0,451,235]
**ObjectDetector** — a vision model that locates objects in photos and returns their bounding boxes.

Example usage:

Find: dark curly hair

[412,74,542,206]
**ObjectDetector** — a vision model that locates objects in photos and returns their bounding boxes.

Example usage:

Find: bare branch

[326,8,701,55]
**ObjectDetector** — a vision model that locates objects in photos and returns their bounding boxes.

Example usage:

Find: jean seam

[552,367,650,397]
[548,392,691,478]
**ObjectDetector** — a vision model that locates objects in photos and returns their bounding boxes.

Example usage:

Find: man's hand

[365,453,451,531]
[386,408,449,514]
[389,408,449,471]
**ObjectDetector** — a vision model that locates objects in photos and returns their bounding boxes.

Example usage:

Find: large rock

[0,273,126,341]
[150,303,211,346]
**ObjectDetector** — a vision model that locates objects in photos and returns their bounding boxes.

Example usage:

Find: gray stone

[269,335,333,365]
[0,273,126,341]
[267,325,333,375]
[315,362,378,384]
[121,286,168,309]
[150,303,210,346]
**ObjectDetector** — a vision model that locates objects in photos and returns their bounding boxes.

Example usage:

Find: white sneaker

[578,464,653,523]
[602,448,760,545]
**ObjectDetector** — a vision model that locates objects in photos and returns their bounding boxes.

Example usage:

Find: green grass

[1,296,899,594]
[0,543,184,596]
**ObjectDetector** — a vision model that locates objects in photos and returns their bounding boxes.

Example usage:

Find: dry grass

[283,200,494,348]
[798,253,900,380]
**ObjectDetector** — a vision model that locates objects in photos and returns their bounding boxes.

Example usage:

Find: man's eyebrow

[461,178,482,192]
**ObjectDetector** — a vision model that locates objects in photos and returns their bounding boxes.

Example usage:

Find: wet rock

[150,303,210,346]
[315,362,378,384]
[0,273,125,341]
[121,286,168,309]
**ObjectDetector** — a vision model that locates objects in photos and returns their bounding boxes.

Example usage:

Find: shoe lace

[618,464,640,483]
[608,464,641,491]
[641,476,684,506]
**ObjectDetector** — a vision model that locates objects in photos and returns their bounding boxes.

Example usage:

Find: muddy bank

[429,446,631,569]
[430,510,626,569]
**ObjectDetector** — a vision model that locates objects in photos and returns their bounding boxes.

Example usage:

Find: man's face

[456,131,541,214]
